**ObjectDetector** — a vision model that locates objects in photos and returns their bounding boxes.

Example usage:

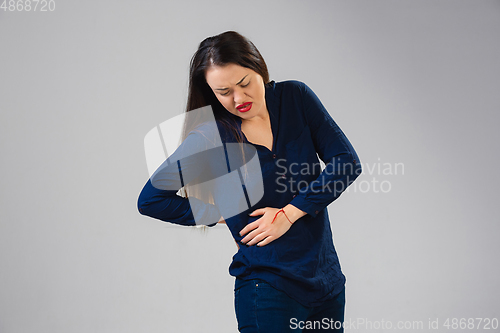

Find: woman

[138,31,362,332]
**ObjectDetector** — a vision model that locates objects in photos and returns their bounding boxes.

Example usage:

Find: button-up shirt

[138,80,362,307]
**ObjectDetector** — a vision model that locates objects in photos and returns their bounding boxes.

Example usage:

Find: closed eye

[219,80,250,96]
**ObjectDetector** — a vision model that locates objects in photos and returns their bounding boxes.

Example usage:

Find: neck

[242,107,270,125]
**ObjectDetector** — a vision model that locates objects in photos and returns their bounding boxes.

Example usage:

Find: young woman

[138,31,362,332]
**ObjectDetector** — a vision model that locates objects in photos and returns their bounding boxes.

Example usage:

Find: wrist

[283,204,306,224]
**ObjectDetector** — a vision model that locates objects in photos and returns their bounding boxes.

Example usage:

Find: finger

[246,232,269,247]
[239,220,260,236]
[249,208,266,216]
[241,227,264,244]
[257,235,274,247]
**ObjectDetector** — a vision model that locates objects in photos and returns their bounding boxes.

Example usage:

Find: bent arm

[289,81,363,218]
[137,179,220,227]
[137,128,222,227]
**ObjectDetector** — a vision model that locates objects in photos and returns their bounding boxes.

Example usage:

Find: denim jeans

[234,278,345,332]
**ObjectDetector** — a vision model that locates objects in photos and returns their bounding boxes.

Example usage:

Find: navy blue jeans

[234,278,345,332]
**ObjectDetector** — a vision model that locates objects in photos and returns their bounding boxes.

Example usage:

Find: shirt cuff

[289,195,324,218]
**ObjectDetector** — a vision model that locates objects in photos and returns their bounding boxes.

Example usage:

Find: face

[205,63,267,121]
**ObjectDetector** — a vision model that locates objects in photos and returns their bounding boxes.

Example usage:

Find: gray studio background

[1,1,499,332]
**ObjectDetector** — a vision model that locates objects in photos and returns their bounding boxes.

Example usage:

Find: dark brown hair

[184,31,270,142]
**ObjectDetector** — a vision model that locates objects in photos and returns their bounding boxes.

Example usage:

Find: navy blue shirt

[138,80,362,307]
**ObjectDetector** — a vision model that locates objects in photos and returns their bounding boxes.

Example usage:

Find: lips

[236,102,252,113]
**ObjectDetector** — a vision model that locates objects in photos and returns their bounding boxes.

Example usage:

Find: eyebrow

[214,75,248,91]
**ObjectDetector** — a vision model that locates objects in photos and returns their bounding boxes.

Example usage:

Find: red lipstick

[236,102,252,113]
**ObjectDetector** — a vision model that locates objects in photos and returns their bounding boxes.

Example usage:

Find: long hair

[180,31,270,228]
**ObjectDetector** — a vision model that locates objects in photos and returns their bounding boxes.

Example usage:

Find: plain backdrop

[1,1,499,332]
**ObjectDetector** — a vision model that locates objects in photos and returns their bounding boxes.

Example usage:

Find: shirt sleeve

[137,127,222,227]
[289,81,362,218]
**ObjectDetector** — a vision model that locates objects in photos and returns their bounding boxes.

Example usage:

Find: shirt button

[281,174,286,179]
[273,154,276,159]
[315,210,319,215]
[293,194,297,198]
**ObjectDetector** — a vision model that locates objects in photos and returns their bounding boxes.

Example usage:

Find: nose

[233,88,247,106]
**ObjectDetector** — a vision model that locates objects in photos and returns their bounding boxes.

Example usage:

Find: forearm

[288,152,362,218]
[137,179,221,226]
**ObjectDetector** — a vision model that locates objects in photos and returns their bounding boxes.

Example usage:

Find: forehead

[205,64,253,87]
